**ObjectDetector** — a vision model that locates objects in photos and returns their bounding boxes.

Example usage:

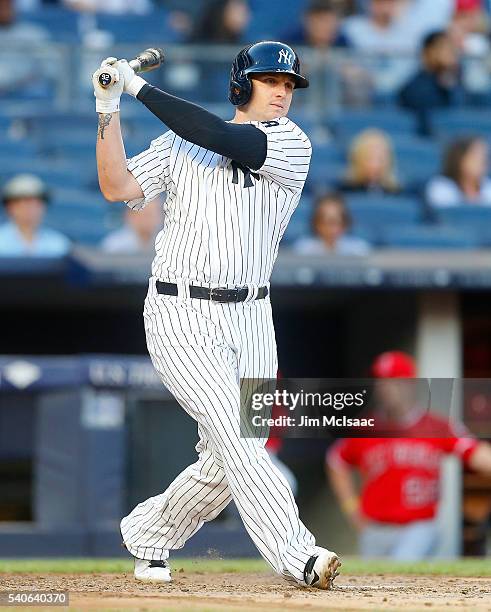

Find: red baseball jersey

[327,412,478,524]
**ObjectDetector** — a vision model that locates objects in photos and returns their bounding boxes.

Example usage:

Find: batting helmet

[229,41,309,106]
[2,174,50,206]
[371,351,417,379]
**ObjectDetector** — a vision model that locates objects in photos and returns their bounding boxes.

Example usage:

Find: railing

[1,43,489,115]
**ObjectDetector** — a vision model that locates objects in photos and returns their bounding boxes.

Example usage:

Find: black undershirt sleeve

[136,84,268,170]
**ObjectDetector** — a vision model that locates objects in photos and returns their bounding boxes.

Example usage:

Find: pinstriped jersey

[126,116,311,286]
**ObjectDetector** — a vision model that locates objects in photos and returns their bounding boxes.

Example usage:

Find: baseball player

[327,351,491,559]
[93,41,341,589]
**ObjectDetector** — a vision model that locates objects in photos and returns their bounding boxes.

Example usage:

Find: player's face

[248,74,295,120]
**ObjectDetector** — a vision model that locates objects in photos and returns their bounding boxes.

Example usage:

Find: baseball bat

[98,47,165,89]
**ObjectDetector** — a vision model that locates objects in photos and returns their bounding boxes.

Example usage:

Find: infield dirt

[2,571,491,612]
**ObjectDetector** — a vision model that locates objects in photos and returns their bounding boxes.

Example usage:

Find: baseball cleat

[304,547,341,590]
[134,558,172,583]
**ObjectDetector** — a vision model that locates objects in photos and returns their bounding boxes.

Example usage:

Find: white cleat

[134,558,172,583]
[303,546,341,590]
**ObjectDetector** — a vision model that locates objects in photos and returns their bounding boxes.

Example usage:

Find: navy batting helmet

[229,41,309,106]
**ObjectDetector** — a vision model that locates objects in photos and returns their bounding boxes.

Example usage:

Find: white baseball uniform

[120,116,316,583]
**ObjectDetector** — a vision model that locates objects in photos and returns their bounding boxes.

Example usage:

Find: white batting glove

[114,59,147,98]
[92,57,123,114]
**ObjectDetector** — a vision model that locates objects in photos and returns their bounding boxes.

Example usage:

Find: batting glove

[114,59,147,98]
[92,57,123,114]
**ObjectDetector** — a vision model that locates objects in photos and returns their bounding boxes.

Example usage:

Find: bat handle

[98,71,115,89]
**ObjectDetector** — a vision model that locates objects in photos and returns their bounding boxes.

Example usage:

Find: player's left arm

[115,60,268,170]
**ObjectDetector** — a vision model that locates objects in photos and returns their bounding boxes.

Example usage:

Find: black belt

[156,281,268,303]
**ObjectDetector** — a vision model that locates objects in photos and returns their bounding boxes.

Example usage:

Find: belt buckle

[210,287,233,303]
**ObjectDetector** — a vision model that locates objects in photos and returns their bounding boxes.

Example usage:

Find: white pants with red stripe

[120,279,316,583]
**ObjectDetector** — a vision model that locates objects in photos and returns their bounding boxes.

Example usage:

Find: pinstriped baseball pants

[120,279,316,583]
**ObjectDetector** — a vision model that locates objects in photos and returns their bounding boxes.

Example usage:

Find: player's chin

[267,106,287,119]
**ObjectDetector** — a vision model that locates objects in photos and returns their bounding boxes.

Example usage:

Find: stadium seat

[51,188,106,210]
[281,196,313,245]
[432,109,491,140]
[95,10,182,44]
[22,7,79,42]
[345,194,423,226]
[435,206,491,225]
[0,140,37,157]
[435,206,491,246]
[246,0,305,40]
[46,188,110,245]
[393,137,441,189]
[307,144,344,186]
[1,159,96,191]
[332,109,417,142]
[381,224,480,249]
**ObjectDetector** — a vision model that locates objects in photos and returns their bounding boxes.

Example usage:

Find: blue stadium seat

[51,188,106,210]
[345,194,423,228]
[95,10,182,44]
[281,196,313,245]
[307,144,344,186]
[332,109,417,142]
[22,7,79,42]
[46,188,110,244]
[432,109,491,140]
[0,140,37,157]
[435,205,491,225]
[4,157,96,188]
[246,0,305,40]
[435,206,491,246]
[393,136,441,188]
[381,225,479,249]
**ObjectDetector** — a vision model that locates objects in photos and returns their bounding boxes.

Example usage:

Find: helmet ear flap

[228,75,252,106]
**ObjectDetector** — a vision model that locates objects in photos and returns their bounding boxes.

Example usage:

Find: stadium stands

[2,3,491,250]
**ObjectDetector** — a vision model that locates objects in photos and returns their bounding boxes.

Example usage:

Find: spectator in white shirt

[426,136,491,207]
[294,192,371,256]
[0,175,70,257]
[101,200,162,254]
[342,0,449,92]
[62,0,152,14]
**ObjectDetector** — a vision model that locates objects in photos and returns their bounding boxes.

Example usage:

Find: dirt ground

[1,571,491,612]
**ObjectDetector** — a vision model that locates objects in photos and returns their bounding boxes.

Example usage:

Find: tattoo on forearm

[98,113,112,140]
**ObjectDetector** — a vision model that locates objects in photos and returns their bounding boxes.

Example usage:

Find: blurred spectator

[0,0,50,97]
[399,0,454,38]
[338,129,402,194]
[101,201,162,254]
[191,0,250,43]
[449,0,491,100]
[283,0,348,49]
[294,192,371,255]
[398,31,463,136]
[327,350,491,560]
[0,175,70,257]
[342,0,423,93]
[62,0,152,14]
[426,136,491,208]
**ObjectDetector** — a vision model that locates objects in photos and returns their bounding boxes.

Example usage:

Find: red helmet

[371,351,416,378]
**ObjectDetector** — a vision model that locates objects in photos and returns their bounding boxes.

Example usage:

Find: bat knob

[98,72,113,88]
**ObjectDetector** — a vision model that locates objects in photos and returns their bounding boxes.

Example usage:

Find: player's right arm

[93,60,144,202]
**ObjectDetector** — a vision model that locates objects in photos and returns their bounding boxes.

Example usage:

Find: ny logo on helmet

[278,49,293,66]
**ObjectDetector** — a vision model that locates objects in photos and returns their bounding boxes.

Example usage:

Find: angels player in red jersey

[327,351,491,560]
